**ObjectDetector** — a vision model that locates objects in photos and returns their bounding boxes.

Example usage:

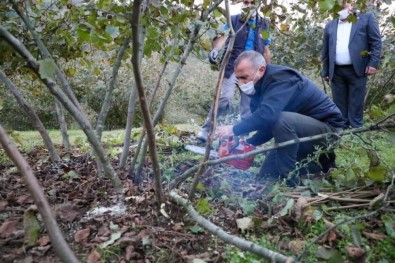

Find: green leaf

[76,24,91,41]
[260,29,270,41]
[10,131,22,145]
[240,199,257,215]
[318,0,336,13]
[195,198,213,215]
[24,209,41,246]
[388,103,395,115]
[388,133,395,143]
[196,182,206,191]
[351,225,362,247]
[189,225,205,234]
[316,246,342,261]
[105,26,120,38]
[73,136,85,145]
[279,198,294,217]
[37,58,56,79]
[382,214,395,239]
[147,26,159,40]
[313,209,323,221]
[93,67,100,76]
[63,170,78,180]
[213,9,222,18]
[91,32,112,45]
[97,0,112,9]
[116,15,127,24]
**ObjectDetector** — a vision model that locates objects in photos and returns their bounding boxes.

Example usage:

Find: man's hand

[216,125,234,139]
[208,49,219,65]
[365,66,377,75]
[323,76,329,82]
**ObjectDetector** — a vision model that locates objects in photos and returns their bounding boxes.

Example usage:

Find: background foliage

[0,0,394,131]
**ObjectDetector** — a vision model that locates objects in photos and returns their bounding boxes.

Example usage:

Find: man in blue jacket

[217,51,344,185]
[197,0,271,142]
[321,3,382,128]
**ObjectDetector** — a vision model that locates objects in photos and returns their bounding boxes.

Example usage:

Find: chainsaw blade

[185,145,218,158]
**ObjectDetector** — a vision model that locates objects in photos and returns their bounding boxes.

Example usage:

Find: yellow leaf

[280,24,290,32]
[365,166,387,182]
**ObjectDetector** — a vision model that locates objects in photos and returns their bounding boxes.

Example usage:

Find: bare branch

[170,191,296,263]
[130,0,163,203]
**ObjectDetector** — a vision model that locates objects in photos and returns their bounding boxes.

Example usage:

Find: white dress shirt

[335,20,352,65]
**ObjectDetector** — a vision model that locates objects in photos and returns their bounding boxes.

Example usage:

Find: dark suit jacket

[321,13,382,80]
[232,65,344,145]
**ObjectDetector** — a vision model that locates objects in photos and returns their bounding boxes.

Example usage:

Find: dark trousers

[331,65,367,128]
[259,112,339,183]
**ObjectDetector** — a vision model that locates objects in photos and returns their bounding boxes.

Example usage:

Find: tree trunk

[96,37,131,140]
[54,98,71,150]
[130,0,163,203]
[0,69,60,162]
[119,84,138,168]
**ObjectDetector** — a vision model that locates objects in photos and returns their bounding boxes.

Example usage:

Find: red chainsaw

[185,136,255,170]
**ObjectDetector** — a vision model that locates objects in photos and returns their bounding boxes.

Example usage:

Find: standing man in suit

[197,0,271,142]
[321,2,382,128]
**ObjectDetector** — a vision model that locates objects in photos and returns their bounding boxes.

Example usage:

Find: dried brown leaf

[295,197,308,221]
[182,252,211,261]
[56,203,79,222]
[0,220,19,238]
[345,246,365,259]
[74,228,91,243]
[327,230,337,246]
[289,239,306,253]
[87,249,101,263]
[362,231,386,240]
[172,223,183,232]
[0,200,8,211]
[125,245,135,260]
[278,240,290,250]
[20,256,33,263]
[38,235,50,246]
[97,225,111,237]
[17,195,33,205]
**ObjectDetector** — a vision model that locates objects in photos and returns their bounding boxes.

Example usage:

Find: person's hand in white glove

[208,49,219,64]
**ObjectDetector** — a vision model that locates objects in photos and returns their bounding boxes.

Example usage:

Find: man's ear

[259,66,266,74]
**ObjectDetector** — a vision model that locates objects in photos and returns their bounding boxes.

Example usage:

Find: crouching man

[217,50,344,186]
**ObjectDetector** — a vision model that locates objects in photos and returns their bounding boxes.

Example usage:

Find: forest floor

[0,127,395,263]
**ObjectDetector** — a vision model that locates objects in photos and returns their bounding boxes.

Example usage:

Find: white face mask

[238,69,259,95]
[338,9,350,20]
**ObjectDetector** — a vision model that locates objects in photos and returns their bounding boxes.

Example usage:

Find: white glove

[209,49,219,64]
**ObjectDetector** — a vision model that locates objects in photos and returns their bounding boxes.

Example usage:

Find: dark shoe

[197,128,209,143]
[319,152,337,173]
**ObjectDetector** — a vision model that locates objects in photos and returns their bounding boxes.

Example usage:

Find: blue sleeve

[264,36,271,46]
[366,13,382,68]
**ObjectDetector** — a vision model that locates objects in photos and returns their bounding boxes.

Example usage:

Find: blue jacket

[224,14,270,78]
[233,65,344,145]
[321,13,382,80]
